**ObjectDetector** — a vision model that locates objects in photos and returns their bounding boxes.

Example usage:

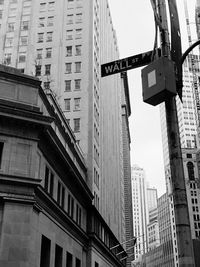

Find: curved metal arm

[181,39,200,65]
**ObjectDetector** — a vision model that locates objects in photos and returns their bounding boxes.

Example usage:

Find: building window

[0,0,4,4]
[22,6,31,15]
[68,194,74,218]
[74,98,80,111]
[75,258,81,267]
[75,79,81,90]
[76,204,82,226]
[21,20,29,30]
[38,32,44,42]
[44,81,50,90]
[66,252,73,267]
[39,3,46,12]
[18,52,26,63]
[75,28,82,39]
[7,22,14,32]
[74,118,80,132]
[65,63,72,73]
[76,13,82,23]
[20,36,28,46]
[35,65,41,76]
[66,46,72,57]
[75,45,81,56]
[9,7,17,17]
[47,16,54,27]
[40,235,51,267]
[57,181,65,209]
[187,162,195,180]
[45,64,51,75]
[64,99,71,111]
[46,32,53,42]
[5,37,13,47]
[75,62,81,73]
[38,17,45,27]
[66,30,73,40]
[0,142,4,169]
[37,49,43,59]
[19,68,24,73]
[65,80,71,91]
[55,244,63,267]
[44,166,54,197]
[4,53,11,65]
[0,10,2,19]
[45,47,52,58]
[48,1,55,11]
[67,14,73,24]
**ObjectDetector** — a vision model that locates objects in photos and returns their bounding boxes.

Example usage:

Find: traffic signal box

[141,57,177,106]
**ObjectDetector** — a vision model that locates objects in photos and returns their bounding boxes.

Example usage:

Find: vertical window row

[44,165,82,226]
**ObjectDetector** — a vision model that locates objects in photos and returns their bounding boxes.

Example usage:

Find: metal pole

[157,0,195,266]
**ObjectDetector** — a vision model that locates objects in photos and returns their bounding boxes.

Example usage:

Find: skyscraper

[0,0,133,254]
[131,165,148,260]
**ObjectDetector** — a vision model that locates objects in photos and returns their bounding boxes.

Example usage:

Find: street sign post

[101,50,156,77]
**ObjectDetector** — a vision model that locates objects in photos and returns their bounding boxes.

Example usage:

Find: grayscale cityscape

[0,0,200,266]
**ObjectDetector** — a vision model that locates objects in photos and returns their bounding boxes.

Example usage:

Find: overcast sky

[108,0,196,196]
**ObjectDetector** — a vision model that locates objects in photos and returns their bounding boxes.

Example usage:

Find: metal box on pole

[141,56,176,106]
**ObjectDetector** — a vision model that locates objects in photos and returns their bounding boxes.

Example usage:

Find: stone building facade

[0,65,126,267]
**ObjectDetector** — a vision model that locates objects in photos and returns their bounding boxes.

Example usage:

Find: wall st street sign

[101,50,157,77]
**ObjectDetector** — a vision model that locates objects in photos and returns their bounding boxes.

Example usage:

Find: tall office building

[145,193,175,266]
[146,187,160,252]
[131,165,148,260]
[0,0,133,252]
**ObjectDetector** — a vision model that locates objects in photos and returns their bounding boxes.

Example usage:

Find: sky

[108,0,196,196]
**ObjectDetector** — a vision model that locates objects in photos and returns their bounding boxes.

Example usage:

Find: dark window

[40,235,51,267]
[44,166,49,191]
[50,172,54,196]
[186,153,192,158]
[76,204,81,226]
[67,194,74,218]
[75,258,81,267]
[44,166,54,197]
[65,80,71,91]
[95,263,99,267]
[187,162,195,180]
[74,118,80,132]
[61,187,65,209]
[45,64,51,75]
[55,244,63,267]
[44,81,50,89]
[66,252,73,267]
[35,65,41,76]
[57,182,61,203]
[0,142,4,169]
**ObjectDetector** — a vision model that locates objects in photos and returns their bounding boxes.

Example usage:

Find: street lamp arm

[181,39,200,65]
